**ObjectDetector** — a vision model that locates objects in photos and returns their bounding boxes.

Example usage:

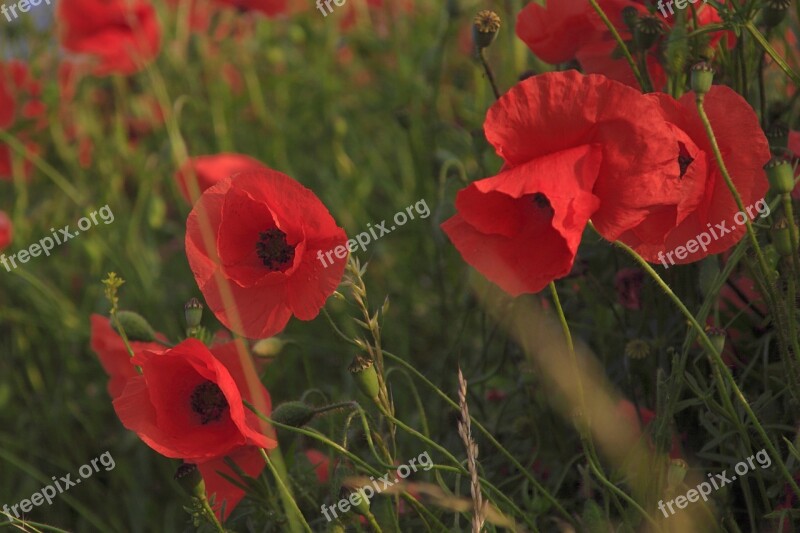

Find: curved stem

[200,497,227,533]
[261,448,311,533]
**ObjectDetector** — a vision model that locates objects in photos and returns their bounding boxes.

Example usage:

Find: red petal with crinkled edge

[442,144,601,295]
[484,71,682,246]
[621,86,770,264]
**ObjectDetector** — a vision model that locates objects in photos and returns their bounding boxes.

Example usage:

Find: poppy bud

[691,62,715,95]
[340,486,371,517]
[349,355,380,400]
[704,326,726,354]
[184,298,203,328]
[635,16,663,50]
[666,458,689,492]
[175,462,206,500]
[272,401,316,428]
[113,311,156,342]
[765,158,794,195]
[772,217,795,257]
[472,10,501,50]
[762,0,791,28]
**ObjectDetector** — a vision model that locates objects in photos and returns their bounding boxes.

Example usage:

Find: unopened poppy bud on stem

[765,158,794,195]
[175,462,206,500]
[667,458,689,492]
[349,355,380,400]
[272,401,317,427]
[184,298,203,328]
[473,10,500,50]
[691,62,715,96]
[113,310,156,342]
[704,326,726,354]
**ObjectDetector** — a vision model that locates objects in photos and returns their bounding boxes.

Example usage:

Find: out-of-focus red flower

[616,399,682,459]
[185,169,347,338]
[0,210,12,251]
[89,314,167,399]
[613,87,770,265]
[166,0,214,31]
[485,389,508,402]
[213,0,287,17]
[442,71,678,294]
[175,153,270,204]
[58,0,162,76]
[575,38,666,91]
[614,268,644,310]
[113,338,276,462]
[0,61,45,181]
[515,0,640,65]
[304,449,331,484]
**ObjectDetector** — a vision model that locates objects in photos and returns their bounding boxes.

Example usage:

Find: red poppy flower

[515,0,640,65]
[185,169,347,338]
[113,338,276,462]
[195,339,276,521]
[89,314,167,399]
[442,71,678,294]
[175,153,269,204]
[613,87,770,265]
[58,0,162,76]
[0,210,11,252]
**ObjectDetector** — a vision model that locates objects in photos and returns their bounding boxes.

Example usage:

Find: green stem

[549,283,656,529]
[200,497,227,533]
[260,449,313,533]
[745,21,800,87]
[587,0,648,91]
[244,402,448,531]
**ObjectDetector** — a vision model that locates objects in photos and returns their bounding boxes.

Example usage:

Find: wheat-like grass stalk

[457,366,486,533]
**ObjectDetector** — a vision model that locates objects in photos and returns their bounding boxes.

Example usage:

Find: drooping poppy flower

[58,0,162,76]
[89,314,167,399]
[185,169,347,338]
[113,338,276,462]
[612,86,770,265]
[0,210,12,252]
[175,153,269,204]
[442,71,679,295]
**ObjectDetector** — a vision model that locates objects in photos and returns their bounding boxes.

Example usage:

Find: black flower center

[256,228,295,272]
[532,192,551,209]
[190,381,228,425]
[678,142,694,178]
